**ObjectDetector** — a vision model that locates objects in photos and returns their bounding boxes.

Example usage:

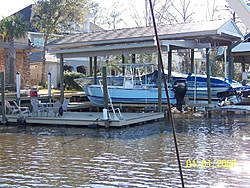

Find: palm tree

[0,14,28,85]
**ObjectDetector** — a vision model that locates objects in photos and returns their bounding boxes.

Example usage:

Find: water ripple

[0,114,249,187]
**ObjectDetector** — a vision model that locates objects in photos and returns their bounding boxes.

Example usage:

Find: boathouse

[47,19,243,105]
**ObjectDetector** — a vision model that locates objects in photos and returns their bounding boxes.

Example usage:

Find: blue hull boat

[83,84,177,106]
[74,63,188,107]
[75,61,243,106]
[141,70,243,101]
[184,73,243,100]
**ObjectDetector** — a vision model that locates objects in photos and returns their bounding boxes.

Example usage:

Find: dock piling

[48,73,51,102]
[102,66,110,128]
[1,72,6,124]
[16,72,21,106]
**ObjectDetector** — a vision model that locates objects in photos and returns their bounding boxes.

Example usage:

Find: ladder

[99,80,124,120]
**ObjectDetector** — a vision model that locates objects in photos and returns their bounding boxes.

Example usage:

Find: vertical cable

[148,0,185,187]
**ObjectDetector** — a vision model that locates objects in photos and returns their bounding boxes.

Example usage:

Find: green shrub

[37,86,43,90]
[64,71,85,91]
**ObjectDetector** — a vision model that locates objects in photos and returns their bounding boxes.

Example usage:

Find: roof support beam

[206,47,211,104]
[53,40,211,59]
[59,54,64,103]
[54,42,168,58]
[162,40,211,49]
[168,45,172,83]
[190,49,194,73]
[228,44,234,79]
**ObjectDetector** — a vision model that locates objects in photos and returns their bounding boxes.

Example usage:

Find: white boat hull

[84,85,176,106]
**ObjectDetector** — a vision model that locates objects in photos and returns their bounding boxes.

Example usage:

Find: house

[30,51,59,88]
[0,4,104,89]
[0,31,34,89]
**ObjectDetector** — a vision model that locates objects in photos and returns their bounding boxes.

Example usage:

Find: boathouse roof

[48,19,243,58]
[232,32,250,64]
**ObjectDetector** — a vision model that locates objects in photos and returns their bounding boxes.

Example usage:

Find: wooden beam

[162,40,211,49]
[54,42,168,58]
[89,57,93,76]
[191,49,194,73]
[206,48,211,104]
[122,55,125,76]
[1,72,6,124]
[94,56,97,84]
[228,44,234,79]
[158,55,162,112]
[168,45,172,83]
[59,54,64,103]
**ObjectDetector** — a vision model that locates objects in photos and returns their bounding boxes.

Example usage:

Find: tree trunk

[9,57,14,85]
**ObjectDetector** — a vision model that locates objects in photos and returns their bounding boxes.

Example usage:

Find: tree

[129,0,196,27]
[88,1,104,26]
[204,0,219,20]
[32,0,88,87]
[108,1,125,29]
[100,1,126,29]
[0,14,28,85]
[129,0,172,27]
[167,0,196,24]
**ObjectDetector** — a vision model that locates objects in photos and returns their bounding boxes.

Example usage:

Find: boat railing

[124,80,134,88]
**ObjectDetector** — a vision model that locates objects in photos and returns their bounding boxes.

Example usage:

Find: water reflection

[0,114,249,187]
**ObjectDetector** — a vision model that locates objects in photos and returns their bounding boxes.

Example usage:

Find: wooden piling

[102,66,110,128]
[1,72,6,124]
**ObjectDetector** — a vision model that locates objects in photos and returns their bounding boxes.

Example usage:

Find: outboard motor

[217,88,242,106]
[173,79,188,112]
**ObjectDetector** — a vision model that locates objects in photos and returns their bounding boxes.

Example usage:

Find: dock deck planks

[2,112,164,127]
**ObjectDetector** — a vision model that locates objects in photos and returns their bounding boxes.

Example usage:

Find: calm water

[0,113,249,188]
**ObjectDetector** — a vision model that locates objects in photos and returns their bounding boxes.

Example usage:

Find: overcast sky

[0,0,231,29]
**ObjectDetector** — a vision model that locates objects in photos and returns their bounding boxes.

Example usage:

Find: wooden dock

[207,105,250,115]
[2,91,250,128]
[2,102,250,128]
[2,111,164,128]
[0,91,166,128]
[1,91,87,103]
[183,99,250,114]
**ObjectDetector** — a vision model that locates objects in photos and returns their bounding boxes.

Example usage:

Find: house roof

[30,52,42,63]
[90,23,103,32]
[14,4,33,24]
[213,32,250,64]
[30,51,57,63]
[232,32,250,63]
[0,5,34,50]
[10,4,35,32]
[48,19,243,58]
[232,43,250,63]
